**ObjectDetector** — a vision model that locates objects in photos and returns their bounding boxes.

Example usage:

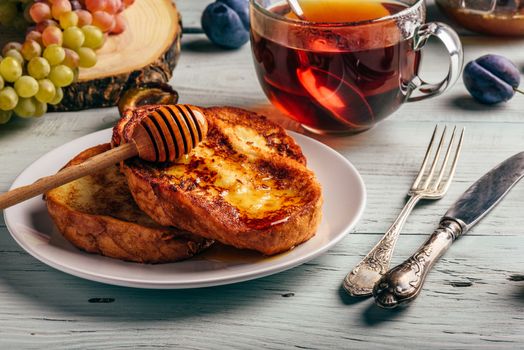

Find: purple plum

[218,0,249,29]
[201,0,249,49]
[463,54,521,105]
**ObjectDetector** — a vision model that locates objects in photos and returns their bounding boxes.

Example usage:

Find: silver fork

[343,125,465,297]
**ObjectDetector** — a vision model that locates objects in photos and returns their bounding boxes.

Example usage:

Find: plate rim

[4,128,366,289]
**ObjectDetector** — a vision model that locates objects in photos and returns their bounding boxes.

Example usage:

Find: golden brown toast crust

[112,106,307,164]
[114,107,323,255]
[45,144,213,263]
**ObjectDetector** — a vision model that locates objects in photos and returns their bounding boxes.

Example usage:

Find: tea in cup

[250,0,463,134]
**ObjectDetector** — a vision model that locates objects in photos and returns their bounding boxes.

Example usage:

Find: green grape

[63,26,85,50]
[5,49,24,65]
[27,57,51,79]
[0,110,13,124]
[49,65,74,87]
[0,75,4,90]
[0,87,18,111]
[35,79,56,103]
[33,98,47,117]
[2,42,22,57]
[29,2,52,23]
[77,47,97,68]
[49,86,63,105]
[43,45,65,66]
[51,0,72,20]
[26,30,43,45]
[82,25,105,49]
[76,9,92,27]
[14,76,39,98]
[92,10,115,32]
[0,56,23,82]
[21,40,42,61]
[42,26,63,47]
[62,48,79,68]
[59,11,78,29]
[14,97,36,118]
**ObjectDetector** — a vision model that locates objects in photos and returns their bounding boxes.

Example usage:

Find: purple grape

[201,0,249,49]
[463,54,521,105]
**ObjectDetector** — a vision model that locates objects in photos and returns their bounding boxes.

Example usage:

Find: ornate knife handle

[372,220,463,309]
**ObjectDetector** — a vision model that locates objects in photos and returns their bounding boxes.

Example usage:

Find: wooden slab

[52,0,182,111]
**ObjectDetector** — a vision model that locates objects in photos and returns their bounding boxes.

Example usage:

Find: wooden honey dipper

[0,104,208,210]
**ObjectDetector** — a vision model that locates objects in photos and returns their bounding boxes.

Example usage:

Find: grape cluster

[0,0,135,124]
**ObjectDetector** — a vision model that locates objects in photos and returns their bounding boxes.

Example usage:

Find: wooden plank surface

[0,0,523,348]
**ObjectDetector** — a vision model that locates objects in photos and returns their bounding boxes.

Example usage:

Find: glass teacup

[250,0,463,134]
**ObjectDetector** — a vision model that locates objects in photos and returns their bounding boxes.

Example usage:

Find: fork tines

[411,125,465,195]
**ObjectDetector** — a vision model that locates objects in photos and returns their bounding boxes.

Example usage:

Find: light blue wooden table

[0,1,522,348]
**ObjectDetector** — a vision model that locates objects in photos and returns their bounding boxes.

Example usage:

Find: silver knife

[373,151,524,309]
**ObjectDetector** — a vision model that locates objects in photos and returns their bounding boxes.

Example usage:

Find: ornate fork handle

[343,194,423,296]
[372,220,463,308]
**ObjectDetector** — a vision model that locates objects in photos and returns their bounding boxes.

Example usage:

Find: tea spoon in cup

[287,0,306,19]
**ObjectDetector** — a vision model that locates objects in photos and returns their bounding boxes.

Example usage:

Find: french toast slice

[45,144,213,263]
[113,106,323,255]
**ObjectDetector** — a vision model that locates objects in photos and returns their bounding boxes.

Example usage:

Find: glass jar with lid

[436,0,524,36]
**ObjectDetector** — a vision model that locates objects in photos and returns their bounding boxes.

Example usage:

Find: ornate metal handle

[406,22,463,102]
[372,220,463,308]
[343,195,422,296]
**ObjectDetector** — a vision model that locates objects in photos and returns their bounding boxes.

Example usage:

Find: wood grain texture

[0,229,520,349]
[0,0,522,348]
[52,0,182,111]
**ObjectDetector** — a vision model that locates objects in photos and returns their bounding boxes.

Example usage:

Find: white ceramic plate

[4,129,366,289]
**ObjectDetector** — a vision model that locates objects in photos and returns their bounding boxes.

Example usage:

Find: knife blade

[443,151,524,231]
[373,151,524,309]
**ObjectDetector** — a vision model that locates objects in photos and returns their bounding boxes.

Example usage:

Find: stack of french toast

[45,106,323,263]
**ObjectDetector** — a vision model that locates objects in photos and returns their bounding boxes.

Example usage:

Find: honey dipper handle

[0,143,138,210]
